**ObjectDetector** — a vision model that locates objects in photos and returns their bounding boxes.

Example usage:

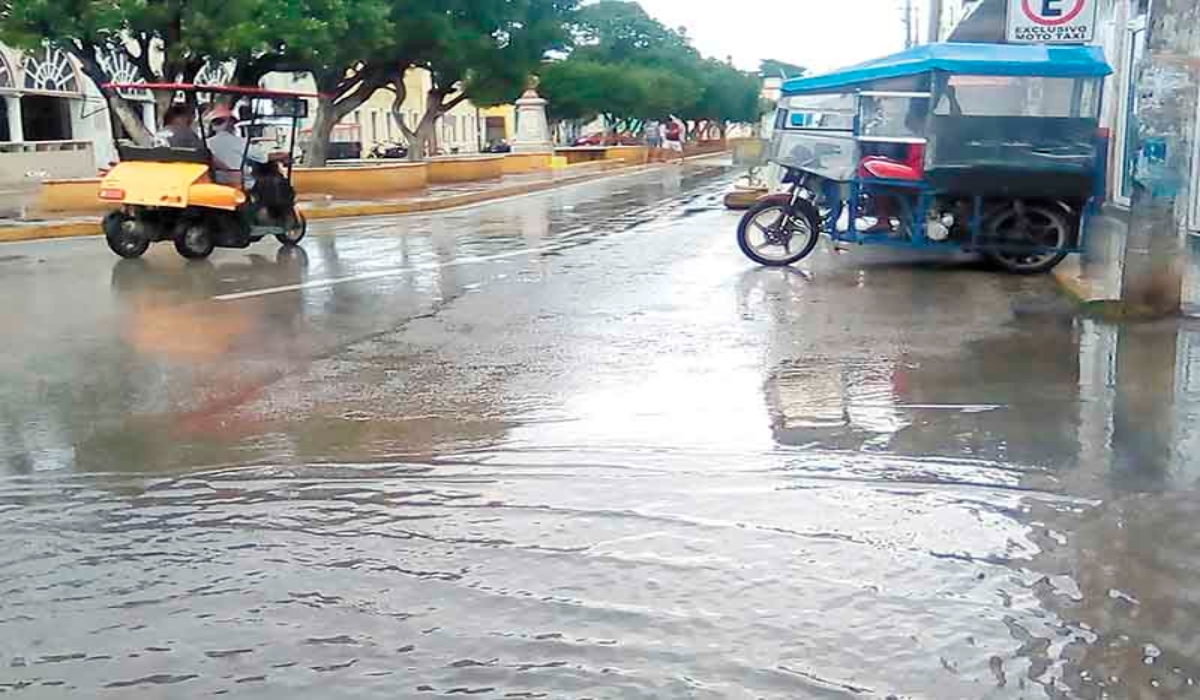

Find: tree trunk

[402,93,448,161]
[304,68,389,167]
[305,96,338,167]
[69,45,155,145]
[106,92,154,145]
[388,82,426,162]
[152,90,176,129]
[398,115,436,162]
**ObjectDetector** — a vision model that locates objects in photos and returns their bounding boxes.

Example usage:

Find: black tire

[737,197,821,267]
[103,211,150,259]
[276,209,307,246]
[983,202,1071,275]
[174,222,215,259]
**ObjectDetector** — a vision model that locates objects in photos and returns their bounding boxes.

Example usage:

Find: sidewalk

[0,154,728,244]
[1052,208,1200,316]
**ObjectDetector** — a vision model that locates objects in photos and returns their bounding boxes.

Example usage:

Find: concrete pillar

[511,81,552,154]
[1119,0,1200,317]
[4,95,23,142]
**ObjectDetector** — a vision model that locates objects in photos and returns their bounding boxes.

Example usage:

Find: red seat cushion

[860,157,922,181]
[858,144,925,181]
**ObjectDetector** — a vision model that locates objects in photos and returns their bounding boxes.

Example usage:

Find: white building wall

[261,68,483,157]
[0,42,122,181]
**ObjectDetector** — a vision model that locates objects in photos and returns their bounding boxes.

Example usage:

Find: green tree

[539,58,622,124]
[569,0,695,67]
[682,59,761,139]
[386,0,578,161]
[256,0,397,166]
[542,0,704,138]
[0,0,276,143]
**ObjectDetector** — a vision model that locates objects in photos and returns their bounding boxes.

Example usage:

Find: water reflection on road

[3,164,1200,698]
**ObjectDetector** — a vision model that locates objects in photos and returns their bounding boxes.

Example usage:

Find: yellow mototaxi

[99,82,314,259]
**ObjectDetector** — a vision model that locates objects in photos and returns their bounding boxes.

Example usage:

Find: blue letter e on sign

[1041,0,1064,17]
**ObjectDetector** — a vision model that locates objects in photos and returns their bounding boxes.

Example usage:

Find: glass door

[1114,15,1147,208]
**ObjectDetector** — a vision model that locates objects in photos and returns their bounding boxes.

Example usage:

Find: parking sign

[1007,0,1098,44]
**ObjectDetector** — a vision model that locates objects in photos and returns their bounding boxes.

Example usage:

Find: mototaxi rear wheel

[983,201,1071,275]
[103,211,150,259]
[174,222,215,260]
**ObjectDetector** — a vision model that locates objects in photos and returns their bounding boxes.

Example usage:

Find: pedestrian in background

[662,118,685,164]
[646,120,661,161]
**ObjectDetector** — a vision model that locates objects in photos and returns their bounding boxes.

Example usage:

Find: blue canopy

[782,43,1112,96]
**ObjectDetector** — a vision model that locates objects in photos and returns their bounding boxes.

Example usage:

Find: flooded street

[4,161,1200,698]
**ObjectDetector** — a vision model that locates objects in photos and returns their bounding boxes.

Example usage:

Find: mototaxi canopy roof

[781,42,1112,96]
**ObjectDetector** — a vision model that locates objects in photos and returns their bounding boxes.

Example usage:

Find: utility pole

[1118,0,1197,317]
[927,0,943,43]
[904,0,914,48]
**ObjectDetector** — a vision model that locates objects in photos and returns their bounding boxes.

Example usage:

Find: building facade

[0,42,489,187]
[0,43,154,185]
[265,68,486,158]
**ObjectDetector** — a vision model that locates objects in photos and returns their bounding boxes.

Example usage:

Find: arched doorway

[20,46,81,141]
[100,49,153,139]
[0,49,14,142]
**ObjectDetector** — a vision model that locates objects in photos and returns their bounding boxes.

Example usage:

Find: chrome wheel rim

[988,205,1067,270]
[745,206,813,262]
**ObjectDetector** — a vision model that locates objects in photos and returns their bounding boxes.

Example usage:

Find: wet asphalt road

[4,161,1200,699]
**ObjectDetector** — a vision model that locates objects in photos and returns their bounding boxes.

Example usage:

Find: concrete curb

[0,154,725,244]
[302,163,656,222]
[1050,265,1092,306]
[1050,262,1165,321]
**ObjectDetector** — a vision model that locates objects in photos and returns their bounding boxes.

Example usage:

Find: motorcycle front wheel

[737,197,821,267]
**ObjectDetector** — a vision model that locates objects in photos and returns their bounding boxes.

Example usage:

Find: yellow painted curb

[1050,265,1090,306]
[0,153,728,244]
[1050,263,1173,321]
[0,220,100,243]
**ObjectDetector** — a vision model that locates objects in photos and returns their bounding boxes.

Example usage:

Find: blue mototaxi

[737,42,1113,274]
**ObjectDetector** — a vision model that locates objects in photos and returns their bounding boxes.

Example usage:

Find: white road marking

[213,233,590,302]
[215,203,687,302]
[212,164,730,302]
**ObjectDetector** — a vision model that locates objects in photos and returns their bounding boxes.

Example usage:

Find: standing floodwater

[3,164,1200,698]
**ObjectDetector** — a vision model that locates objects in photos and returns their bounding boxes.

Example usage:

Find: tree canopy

[539,0,761,137]
[385,0,577,159]
[0,0,757,160]
[0,0,281,140]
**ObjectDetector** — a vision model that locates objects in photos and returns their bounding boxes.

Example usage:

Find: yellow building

[481,105,516,146]
[265,68,485,159]
[349,69,485,157]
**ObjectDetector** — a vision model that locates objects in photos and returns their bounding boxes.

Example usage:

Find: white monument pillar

[4,95,23,142]
[510,79,552,153]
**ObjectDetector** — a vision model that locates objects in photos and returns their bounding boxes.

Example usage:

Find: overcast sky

[635,0,920,74]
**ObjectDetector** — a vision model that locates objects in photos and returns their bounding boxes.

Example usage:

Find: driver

[204,104,268,188]
[155,104,203,149]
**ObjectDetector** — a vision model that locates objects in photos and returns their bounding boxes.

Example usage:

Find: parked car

[368,143,409,159]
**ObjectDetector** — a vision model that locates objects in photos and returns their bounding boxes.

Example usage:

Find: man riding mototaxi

[203,103,296,219]
[155,104,204,150]
[203,104,270,188]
